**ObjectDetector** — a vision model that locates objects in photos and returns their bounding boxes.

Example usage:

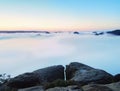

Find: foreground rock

[83,84,113,91]
[83,81,120,91]
[66,62,113,85]
[46,85,83,91]
[105,81,120,91]
[114,74,120,82]
[6,62,119,90]
[19,85,83,91]
[0,84,17,91]
[107,30,120,35]
[18,86,44,91]
[7,73,40,88]
[7,65,64,88]
[18,81,120,91]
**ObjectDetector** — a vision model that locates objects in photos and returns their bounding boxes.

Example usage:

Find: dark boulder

[7,73,40,88]
[33,65,64,83]
[7,65,64,88]
[0,84,17,91]
[107,30,120,35]
[114,74,120,82]
[66,62,113,85]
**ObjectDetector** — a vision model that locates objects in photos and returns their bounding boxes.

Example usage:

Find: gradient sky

[0,0,120,31]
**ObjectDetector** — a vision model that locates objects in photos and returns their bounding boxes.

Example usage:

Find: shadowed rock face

[7,73,40,88]
[66,62,113,85]
[114,74,120,82]
[33,65,64,83]
[107,30,120,35]
[0,84,16,91]
[7,65,64,88]
[18,85,83,91]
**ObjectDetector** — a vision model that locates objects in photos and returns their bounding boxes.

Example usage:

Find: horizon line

[0,29,117,32]
[0,29,116,33]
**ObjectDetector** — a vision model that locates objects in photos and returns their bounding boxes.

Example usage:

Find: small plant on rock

[44,79,76,89]
[0,73,11,85]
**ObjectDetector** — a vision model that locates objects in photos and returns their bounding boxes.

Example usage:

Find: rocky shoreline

[0,62,120,91]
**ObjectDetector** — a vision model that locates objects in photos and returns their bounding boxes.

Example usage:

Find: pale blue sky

[0,0,119,31]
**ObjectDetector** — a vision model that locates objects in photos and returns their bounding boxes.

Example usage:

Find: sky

[0,0,120,31]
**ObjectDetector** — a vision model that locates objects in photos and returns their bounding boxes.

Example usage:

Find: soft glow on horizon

[0,0,120,31]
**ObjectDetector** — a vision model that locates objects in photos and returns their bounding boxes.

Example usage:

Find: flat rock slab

[18,86,44,91]
[105,81,120,91]
[46,85,83,91]
[83,84,113,91]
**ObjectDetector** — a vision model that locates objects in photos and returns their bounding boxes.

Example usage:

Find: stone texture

[7,65,64,88]
[18,86,44,91]
[18,82,120,91]
[46,85,83,91]
[0,84,17,91]
[66,62,113,85]
[114,74,120,82]
[105,81,120,91]
[82,84,113,91]
[7,73,40,88]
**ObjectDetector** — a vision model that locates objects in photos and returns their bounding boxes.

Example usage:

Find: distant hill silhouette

[0,31,50,33]
[107,30,120,35]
